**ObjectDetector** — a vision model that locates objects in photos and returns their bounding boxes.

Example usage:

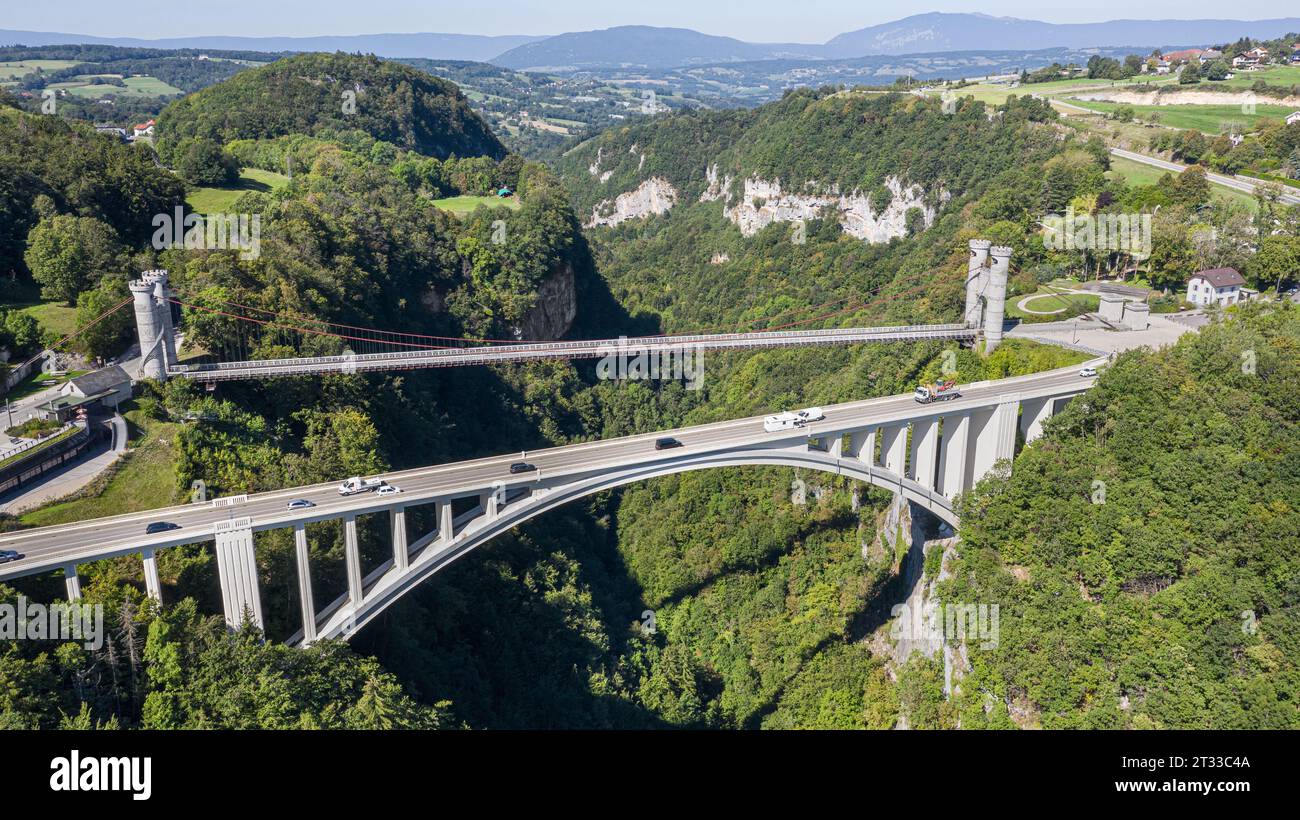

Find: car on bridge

[509,462,537,474]
[376,484,402,496]
[145,521,181,535]
[287,499,316,510]
[1078,366,1098,378]
[654,437,683,450]
[0,549,22,564]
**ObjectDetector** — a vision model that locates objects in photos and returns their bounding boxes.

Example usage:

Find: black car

[509,462,537,474]
[145,521,182,535]
[654,437,683,451]
[0,549,21,564]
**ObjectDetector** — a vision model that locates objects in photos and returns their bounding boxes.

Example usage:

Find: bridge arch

[300,446,957,644]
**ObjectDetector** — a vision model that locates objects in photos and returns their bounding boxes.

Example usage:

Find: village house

[1288,111,1300,126]
[131,119,156,138]
[1186,268,1246,307]
[1163,48,1203,64]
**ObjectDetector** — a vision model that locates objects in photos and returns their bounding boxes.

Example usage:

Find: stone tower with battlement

[963,240,1012,353]
[131,269,174,381]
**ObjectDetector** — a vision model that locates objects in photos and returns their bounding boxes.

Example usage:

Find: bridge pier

[1019,397,1054,445]
[213,518,263,629]
[142,548,161,603]
[344,514,363,607]
[391,507,408,571]
[440,501,454,542]
[880,424,908,475]
[909,417,940,491]
[63,564,81,601]
[294,524,317,644]
[937,413,970,499]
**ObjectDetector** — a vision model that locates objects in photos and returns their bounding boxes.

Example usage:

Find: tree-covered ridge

[942,305,1300,729]
[156,52,506,163]
[0,106,185,281]
[556,89,1060,217]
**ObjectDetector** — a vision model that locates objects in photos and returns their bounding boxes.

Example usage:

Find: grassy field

[1005,288,1100,320]
[64,75,184,98]
[0,59,79,80]
[20,405,181,526]
[935,74,1177,106]
[1105,154,1260,209]
[1209,65,1300,89]
[430,194,521,214]
[11,301,79,339]
[186,167,291,214]
[1064,100,1296,133]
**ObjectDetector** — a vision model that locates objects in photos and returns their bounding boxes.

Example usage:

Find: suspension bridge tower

[131,269,175,381]
[963,240,1011,353]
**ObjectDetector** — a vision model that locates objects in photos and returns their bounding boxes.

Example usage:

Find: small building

[37,365,132,422]
[1164,48,1203,64]
[94,125,128,141]
[1199,49,1224,64]
[1287,111,1300,126]
[1186,267,1246,307]
[131,119,156,138]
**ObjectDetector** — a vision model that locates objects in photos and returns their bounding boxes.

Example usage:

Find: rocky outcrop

[512,261,577,340]
[586,177,678,227]
[714,174,939,241]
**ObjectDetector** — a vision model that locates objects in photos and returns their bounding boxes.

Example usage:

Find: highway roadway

[0,362,1101,582]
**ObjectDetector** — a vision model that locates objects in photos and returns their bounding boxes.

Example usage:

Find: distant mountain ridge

[0,29,544,62]
[5,14,1300,69]
[822,13,1300,58]
[489,25,821,71]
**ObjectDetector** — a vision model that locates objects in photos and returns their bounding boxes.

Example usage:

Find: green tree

[73,277,133,359]
[1250,234,1300,293]
[174,138,237,187]
[23,214,124,304]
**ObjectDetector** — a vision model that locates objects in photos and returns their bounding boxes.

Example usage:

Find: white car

[1079,367,1098,378]
[376,484,402,496]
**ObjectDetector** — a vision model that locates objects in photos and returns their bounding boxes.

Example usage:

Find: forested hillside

[156,53,505,162]
[946,305,1300,728]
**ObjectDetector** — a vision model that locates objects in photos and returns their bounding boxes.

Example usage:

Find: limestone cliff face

[716,174,938,240]
[585,177,678,228]
[511,261,577,340]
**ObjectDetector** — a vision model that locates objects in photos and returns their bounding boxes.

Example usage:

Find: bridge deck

[168,324,978,381]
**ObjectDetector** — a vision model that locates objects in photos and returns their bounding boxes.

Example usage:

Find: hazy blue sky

[4,1,1297,42]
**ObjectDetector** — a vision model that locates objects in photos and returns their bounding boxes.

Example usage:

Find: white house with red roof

[131,119,155,138]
